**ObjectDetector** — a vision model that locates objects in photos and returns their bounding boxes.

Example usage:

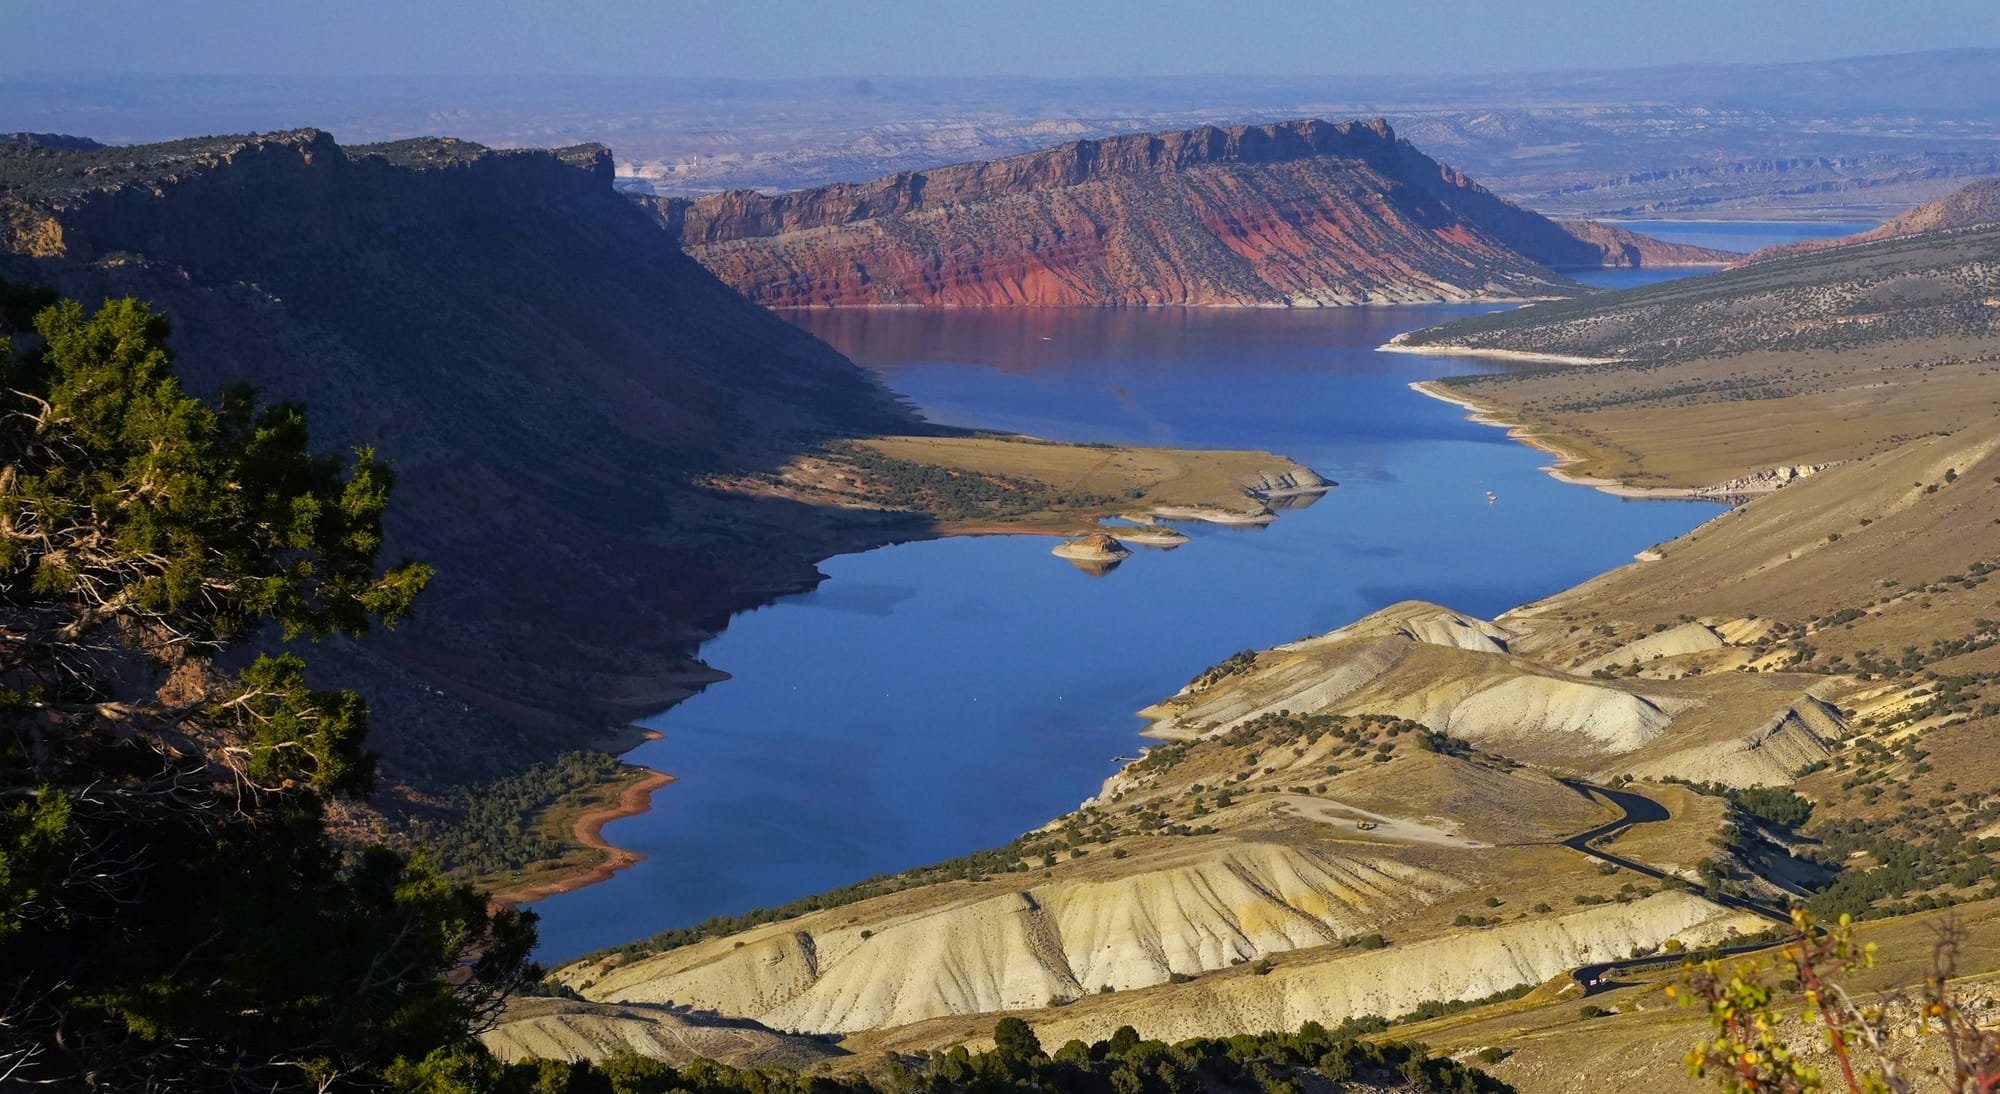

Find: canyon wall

[651,119,1732,308]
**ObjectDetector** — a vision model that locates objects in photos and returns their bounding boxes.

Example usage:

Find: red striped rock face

[653,119,1734,308]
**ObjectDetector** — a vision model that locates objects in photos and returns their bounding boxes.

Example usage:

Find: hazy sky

[13,0,2000,78]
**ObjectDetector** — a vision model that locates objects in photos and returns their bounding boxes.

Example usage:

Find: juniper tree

[0,287,534,1091]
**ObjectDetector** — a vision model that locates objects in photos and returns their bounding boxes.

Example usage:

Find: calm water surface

[1600,219,1878,256]
[530,221,1865,960]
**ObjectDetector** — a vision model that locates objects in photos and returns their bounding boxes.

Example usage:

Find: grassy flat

[1398,221,2000,487]
[1424,338,2000,487]
[728,431,1325,533]
[856,435,1310,527]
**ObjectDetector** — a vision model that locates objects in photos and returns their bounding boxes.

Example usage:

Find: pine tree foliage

[0,286,535,1091]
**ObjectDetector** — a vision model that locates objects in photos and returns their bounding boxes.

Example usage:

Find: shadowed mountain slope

[0,129,922,785]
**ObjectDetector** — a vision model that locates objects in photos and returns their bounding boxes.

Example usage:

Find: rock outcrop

[1690,463,1835,498]
[1112,525,1190,548]
[1052,532,1132,561]
[650,119,1736,308]
[1241,466,1338,500]
[1053,532,1132,575]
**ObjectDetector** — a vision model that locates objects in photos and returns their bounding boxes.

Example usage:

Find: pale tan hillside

[1576,621,1724,672]
[1141,601,1846,787]
[1423,337,2000,489]
[852,891,1761,1054]
[1400,225,2000,494]
[481,997,842,1069]
[1501,429,2000,671]
[1395,223,2000,490]
[1284,600,1517,654]
[574,844,1466,1034]
[556,704,1768,1046]
[1742,177,2000,262]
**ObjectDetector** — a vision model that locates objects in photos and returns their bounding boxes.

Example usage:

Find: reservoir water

[531,221,1866,960]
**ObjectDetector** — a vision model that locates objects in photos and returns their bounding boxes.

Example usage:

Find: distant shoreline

[765,294,1567,312]
[1591,215,1886,226]
[1406,380,1710,501]
[1379,336,1624,367]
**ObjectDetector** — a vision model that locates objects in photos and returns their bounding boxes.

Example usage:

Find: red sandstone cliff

[648,119,1734,308]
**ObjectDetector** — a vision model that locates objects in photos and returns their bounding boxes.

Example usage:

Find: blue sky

[13,0,2000,77]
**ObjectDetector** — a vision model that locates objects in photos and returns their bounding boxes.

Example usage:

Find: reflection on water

[799,305,1452,377]
[527,221,1872,962]
[1267,491,1327,512]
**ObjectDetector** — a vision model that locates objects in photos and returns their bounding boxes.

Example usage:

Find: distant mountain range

[9,49,1995,217]
[653,119,1731,309]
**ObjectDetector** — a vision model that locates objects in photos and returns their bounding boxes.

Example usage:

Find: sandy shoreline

[1406,380,1711,500]
[491,767,677,907]
[1379,335,1625,367]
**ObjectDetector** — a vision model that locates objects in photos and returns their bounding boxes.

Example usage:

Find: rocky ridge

[1691,463,1834,498]
[651,119,1734,308]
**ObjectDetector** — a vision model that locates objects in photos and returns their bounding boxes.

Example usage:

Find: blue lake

[530,221,1865,960]
[1598,219,1880,257]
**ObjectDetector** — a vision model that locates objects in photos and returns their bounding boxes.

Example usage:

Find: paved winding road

[1554,780,1794,995]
